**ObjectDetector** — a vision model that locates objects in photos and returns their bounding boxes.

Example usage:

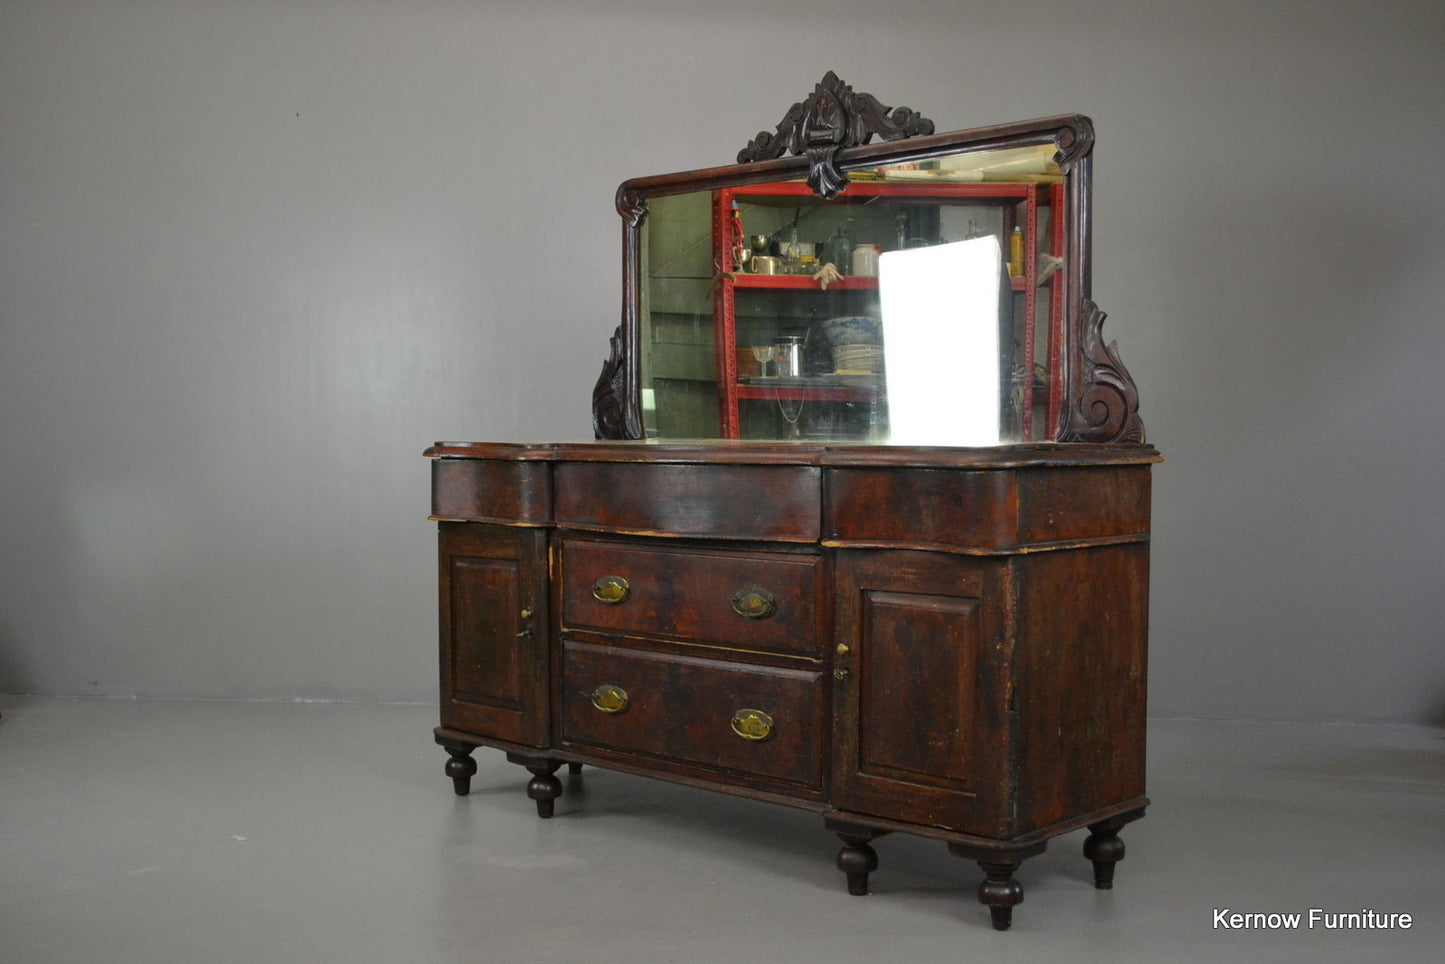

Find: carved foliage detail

[592,324,636,440]
[1061,300,1145,444]
[737,71,934,198]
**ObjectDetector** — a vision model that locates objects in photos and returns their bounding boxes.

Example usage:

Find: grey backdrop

[2,0,1442,723]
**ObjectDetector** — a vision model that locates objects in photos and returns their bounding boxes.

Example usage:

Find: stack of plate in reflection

[822,316,884,373]
[830,344,885,373]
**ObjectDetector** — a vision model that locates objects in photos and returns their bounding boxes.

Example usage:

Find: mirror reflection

[639,147,1067,444]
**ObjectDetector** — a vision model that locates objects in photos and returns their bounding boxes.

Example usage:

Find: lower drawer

[562,639,826,791]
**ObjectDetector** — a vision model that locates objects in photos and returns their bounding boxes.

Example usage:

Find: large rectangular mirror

[593,74,1143,447]
[640,149,1062,443]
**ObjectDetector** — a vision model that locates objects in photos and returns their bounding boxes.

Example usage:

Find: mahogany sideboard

[427,439,1158,929]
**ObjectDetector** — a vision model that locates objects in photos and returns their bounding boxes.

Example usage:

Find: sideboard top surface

[425,440,1162,469]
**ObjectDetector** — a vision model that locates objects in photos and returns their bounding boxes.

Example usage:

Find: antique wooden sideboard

[427,74,1158,930]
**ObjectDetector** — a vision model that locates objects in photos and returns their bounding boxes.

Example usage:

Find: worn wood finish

[560,539,825,658]
[430,457,554,525]
[426,444,1154,924]
[1010,543,1149,832]
[561,639,827,791]
[826,469,1017,551]
[429,79,1159,932]
[1014,465,1153,546]
[831,550,1011,835]
[826,462,1153,553]
[554,460,822,542]
[436,523,549,746]
[428,441,1153,928]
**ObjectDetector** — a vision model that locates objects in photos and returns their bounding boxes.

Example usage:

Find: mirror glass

[638,145,1066,444]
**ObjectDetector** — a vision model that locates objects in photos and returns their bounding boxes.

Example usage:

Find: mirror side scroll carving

[591,323,635,441]
[1048,120,1145,444]
[1059,300,1145,443]
[592,185,649,441]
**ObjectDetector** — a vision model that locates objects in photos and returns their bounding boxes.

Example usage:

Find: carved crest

[737,71,934,198]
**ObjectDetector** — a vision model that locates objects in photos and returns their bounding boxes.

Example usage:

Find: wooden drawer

[554,460,822,541]
[560,540,823,658]
[561,640,825,790]
[429,454,553,525]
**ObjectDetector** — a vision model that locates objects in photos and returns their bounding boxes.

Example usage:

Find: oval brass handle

[730,708,775,741]
[591,575,631,605]
[590,684,630,714]
[731,587,776,620]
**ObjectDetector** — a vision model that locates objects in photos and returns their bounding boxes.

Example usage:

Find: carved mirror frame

[592,72,1142,446]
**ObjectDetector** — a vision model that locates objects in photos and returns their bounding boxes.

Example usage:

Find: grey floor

[1,698,1440,963]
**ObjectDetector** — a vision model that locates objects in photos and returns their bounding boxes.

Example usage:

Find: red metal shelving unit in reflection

[713,181,1064,441]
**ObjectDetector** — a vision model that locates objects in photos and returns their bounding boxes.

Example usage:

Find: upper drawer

[560,540,824,658]
[429,457,552,525]
[554,461,821,541]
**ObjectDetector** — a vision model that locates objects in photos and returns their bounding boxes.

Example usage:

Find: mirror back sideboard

[428,73,1159,932]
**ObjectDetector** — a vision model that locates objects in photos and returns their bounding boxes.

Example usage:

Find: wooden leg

[836,835,880,896]
[441,742,477,797]
[504,754,563,818]
[1084,808,1144,889]
[526,762,563,818]
[948,840,1045,931]
[824,819,888,896]
[976,860,1025,931]
[567,762,584,775]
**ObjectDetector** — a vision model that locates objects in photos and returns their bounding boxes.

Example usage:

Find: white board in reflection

[879,237,1002,446]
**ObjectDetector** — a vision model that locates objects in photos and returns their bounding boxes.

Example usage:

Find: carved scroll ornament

[1060,301,1145,444]
[592,324,636,440]
[615,186,647,229]
[1050,114,1094,174]
[737,71,934,198]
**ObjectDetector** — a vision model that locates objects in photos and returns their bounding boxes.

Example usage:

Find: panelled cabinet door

[437,522,548,746]
[831,550,1013,836]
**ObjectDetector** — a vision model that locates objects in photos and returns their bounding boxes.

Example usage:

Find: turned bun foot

[826,820,888,897]
[836,837,880,896]
[524,761,563,818]
[1083,809,1143,890]
[976,860,1026,931]
[948,840,1043,931]
[1083,830,1124,889]
[442,745,477,796]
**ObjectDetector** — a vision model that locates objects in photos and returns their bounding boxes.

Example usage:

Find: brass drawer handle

[730,708,775,741]
[591,575,631,605]
[731,587,776,620]
[590,684,630,714]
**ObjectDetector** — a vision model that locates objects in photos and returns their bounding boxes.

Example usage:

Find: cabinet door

[437,522,548,746]
[832,550,1011,835]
